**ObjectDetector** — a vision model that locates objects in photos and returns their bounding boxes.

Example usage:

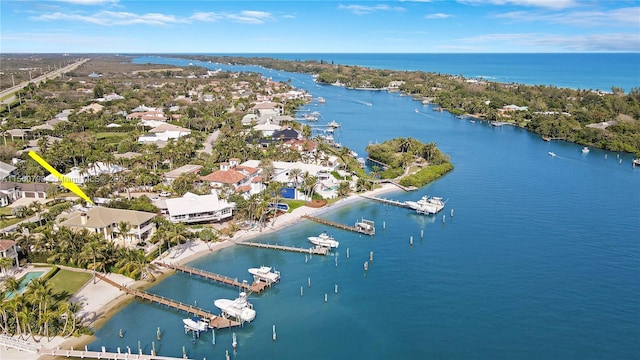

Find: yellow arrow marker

[28,151,94,205]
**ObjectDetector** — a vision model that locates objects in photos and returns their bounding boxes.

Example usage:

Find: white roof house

[138,123,191,143]
[165,192,234,224]
[45,162,126,184]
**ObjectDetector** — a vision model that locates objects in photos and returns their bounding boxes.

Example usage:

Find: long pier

[360,194,412,209]
[239,241,330,255]
[301,215,375,236]
[365,157,389,170]
[94,274,240,329]
[0,334,190,360]
[159,263,271,294]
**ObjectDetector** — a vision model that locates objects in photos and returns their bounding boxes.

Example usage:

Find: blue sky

[1,0,639,53]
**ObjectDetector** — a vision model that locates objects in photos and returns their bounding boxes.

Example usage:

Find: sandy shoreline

[4,184,400,360]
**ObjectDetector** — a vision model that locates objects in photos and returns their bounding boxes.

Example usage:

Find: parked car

[158,191,171,197]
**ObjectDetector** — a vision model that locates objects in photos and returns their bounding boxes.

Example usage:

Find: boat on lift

[405,196,446,215]
[214,292,256,323]
[248,266,280,284]
[183,317,209,332]
[308,232,339,248]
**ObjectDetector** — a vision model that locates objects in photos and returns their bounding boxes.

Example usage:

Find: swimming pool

[4,271,45,299]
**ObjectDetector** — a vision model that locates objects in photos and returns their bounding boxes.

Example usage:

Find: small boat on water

[308,232,339,248]
[214,292,256,323]
[183,317,209,332]
[405,196,446,215]
[582,147,590,153]
[327,120,341,128]
[317,96,326,104]
[548,152,557,157]
[633,158,640,167]
[248,266,280,284]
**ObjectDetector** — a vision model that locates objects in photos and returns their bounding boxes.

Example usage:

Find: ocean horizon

[87,54,640,359]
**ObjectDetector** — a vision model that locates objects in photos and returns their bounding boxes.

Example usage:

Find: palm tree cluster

[0,277,87,338]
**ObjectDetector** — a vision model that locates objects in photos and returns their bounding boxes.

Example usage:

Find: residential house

[200,159,262,196]
[138,123,191,143]
[44,162,126,184]
[59,206,156,246]
[0,240,19,275]
[79,103,104,114]
[163,164,203,184]
[0,161,17,181]
[165,192,234,224]
[0,182,54,206]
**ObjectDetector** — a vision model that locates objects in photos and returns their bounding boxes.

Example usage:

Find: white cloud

[493,7,640,27]
[31,9,276,26]
[425,13,454,19]
[338,4,406,15]
[53,0,118,4]
[31,11,189,26]
[459,0,577,9]
[459,32,640,51]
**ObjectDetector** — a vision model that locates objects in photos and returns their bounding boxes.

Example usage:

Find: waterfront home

[165,192,234,224]
[127,110,167,122]
[58,206,156,247]
[0,240,19,275]
[200,159,262,196]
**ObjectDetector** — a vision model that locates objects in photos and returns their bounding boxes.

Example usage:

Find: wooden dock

[158,263,271,294]
[365,157,389,170]
[239,241,330,255]
[94,273,240,329]
[42,347,191,360]
[302,215,375,236]
[360,194,412,209]
[0,334,191,360]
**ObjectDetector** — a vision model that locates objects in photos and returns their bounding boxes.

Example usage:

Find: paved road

[1,58,90,105]
[198,129,220,155]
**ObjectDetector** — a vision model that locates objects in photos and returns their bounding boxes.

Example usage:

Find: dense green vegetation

[180,55,640,155]
[366,137,452,187]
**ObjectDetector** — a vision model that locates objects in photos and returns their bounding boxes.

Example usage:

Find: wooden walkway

[365,157,389,170]
[302,215,375,236]
[239,241,330,255]
[0,335,191,360]
[94,274,240,329]
[41,347,191,360]
[158,263,271,294]
[360,194,412,209]
[375,179,417,191]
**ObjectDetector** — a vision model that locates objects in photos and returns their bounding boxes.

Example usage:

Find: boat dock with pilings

[94,273,241,329]
[360,194,412,209]
[158,263,272,294]
[302,215,376,236]
[238,241,330,255]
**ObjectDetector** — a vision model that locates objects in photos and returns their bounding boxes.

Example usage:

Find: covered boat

[214,292,256,323]
[248,266,281,284]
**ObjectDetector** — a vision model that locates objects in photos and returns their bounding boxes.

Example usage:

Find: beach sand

[4,184,400,359]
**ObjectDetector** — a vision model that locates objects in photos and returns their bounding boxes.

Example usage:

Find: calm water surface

[91,56,640,359]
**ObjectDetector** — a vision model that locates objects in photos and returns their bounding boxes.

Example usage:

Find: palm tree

[336,181,351,198]
[117,221,132,247]
[0,256,14,276]
[288,168,303,188]
[199,228,219,250]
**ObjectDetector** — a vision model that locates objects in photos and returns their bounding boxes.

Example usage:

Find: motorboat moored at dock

[248,266,281,284]
[308,232,339,248]
[183,317,209,332]
[405,196,446,215]
[214,292,256,323]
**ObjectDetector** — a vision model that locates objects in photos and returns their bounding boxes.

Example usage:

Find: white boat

[405,196,446,215]
[214,292,256,323]
[633,158,640,167]
[183,317,208,332]
[548,152,556,157]
[327,120,340,128]
[248,266,280,284]
[582,147,590,153]
[357,157,366,168]
[308,232,339,248]
[317,96,326,103]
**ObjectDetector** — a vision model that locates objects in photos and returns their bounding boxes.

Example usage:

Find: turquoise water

[90,55,640,359]
[5,271,45,299]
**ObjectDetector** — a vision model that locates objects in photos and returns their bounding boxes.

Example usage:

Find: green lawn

[47,268,92,298]
[282,199,306,212]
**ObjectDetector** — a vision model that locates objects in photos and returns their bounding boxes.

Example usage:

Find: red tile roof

[201,169,246,184]
[0,240,16,251]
